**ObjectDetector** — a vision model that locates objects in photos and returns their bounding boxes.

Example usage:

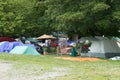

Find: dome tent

[10,46,40,55]
[79,36,120,58]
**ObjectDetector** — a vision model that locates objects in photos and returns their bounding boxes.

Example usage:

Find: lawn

[0,53,120,80]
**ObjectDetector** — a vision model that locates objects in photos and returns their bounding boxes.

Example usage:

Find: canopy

[36,34,56,39]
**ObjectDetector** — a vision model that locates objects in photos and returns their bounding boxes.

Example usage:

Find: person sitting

[34,43,43,54]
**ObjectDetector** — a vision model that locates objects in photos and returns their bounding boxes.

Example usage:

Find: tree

[37,0,120,38]
[0,0,120,38]
[0,0,36,37]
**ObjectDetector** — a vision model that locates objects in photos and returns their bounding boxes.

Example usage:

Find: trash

[109,56,120,60]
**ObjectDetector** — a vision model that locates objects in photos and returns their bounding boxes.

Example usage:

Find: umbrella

[36,34,56,39]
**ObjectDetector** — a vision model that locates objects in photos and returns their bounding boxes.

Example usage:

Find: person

[56,44,60,54]
[25,40,31,44]
[71,46,77,57]
[45,39,51,53]
[34,43,43,54]
[20,36,26,44]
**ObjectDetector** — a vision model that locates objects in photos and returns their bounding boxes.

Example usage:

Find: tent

[79,37,99,41]
[0,37,16,42]
[0,42,36,53]
[79,37,120,58]
[10,46,40,55]
[88,39,120,58]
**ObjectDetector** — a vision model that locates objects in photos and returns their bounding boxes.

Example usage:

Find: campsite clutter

[0,35,120,58]
[0,34,57,55]
[36,34,57,55]
[0,36,43,55]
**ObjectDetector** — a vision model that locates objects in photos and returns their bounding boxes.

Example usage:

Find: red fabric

[0,37,16,42]
[82,45,88,49]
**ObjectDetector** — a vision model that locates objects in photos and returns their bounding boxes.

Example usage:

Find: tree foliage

[0,0,120,37]
[0,0,36,37]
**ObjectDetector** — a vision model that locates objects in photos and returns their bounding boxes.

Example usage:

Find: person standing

[71,46,77,57]
[45,39,51,53]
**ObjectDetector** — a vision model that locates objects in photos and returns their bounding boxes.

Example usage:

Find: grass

[0,53,120,80]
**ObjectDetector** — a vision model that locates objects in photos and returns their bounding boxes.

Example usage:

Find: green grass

[0,53,120,80]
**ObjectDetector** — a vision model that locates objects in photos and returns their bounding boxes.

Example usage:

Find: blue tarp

[0,42,36,53]
[67,40,76,46]
[0,42,9,52]
[0,42,24,53]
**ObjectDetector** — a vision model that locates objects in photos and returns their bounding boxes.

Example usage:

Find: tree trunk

[72,34,78,41]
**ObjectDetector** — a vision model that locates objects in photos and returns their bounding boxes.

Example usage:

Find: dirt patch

[32,67,69,80]
[0,61,12,72]
[55,56,106,62]
[0,61,13,80]
[0,61,69,80]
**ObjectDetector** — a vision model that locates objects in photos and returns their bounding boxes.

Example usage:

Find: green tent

[10,46,40,55]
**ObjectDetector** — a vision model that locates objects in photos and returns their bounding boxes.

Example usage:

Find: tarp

[67,40,73,45]
[0,42,10,52]
[0,42,5,45]
[10,46,40,55]
[0,42,24,53]
[67,40,76,46]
